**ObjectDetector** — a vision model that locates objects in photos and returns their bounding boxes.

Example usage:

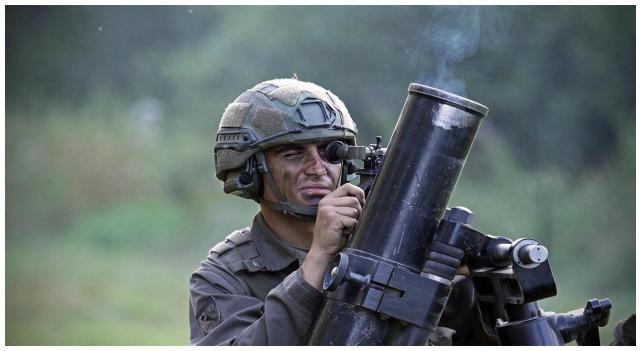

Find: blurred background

[5,5,635,345]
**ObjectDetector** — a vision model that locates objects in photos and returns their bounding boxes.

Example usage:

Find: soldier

[189,78,490,345]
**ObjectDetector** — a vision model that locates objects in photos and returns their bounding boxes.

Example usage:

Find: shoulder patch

[197,298,221,334]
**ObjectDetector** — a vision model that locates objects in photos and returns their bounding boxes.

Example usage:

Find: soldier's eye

[281,151,302,160]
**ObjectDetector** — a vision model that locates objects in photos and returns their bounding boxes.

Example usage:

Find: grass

[5,184,258,345]
[5,235,194,345]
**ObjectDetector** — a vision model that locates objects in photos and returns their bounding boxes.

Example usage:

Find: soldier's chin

[301,194,324,206]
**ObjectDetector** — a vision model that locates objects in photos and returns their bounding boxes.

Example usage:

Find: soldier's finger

[340,216,358,233]
[334,206,361,219]
[331,183,365,206]
[324,196,362,212]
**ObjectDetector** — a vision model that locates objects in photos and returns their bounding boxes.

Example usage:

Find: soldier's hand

[310,183,365,256]
[302,183,365,290]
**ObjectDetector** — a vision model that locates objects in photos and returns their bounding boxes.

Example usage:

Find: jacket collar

[250,213,307,271]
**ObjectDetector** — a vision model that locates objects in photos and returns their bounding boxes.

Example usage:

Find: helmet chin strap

[254,152,319,221]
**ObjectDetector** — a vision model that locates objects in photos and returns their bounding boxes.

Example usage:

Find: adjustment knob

[519,244,549,265]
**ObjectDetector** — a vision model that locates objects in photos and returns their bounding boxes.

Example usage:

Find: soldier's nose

[304,151,328,176]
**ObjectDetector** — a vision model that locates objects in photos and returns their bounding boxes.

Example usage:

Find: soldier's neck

[260,205,315,250]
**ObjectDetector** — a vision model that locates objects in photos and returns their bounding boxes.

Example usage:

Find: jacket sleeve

[189,263,324,345]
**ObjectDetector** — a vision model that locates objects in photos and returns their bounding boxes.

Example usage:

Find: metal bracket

[323,250,451,329]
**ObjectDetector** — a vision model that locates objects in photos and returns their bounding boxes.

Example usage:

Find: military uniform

[610,314,635,346]
[189,213,495,345]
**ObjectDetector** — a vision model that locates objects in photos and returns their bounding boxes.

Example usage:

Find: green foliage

[4,92,261,345]
[5,5,634,346]
[62,198,190,249]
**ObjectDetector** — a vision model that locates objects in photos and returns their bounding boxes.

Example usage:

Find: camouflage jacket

[189,213,494,345]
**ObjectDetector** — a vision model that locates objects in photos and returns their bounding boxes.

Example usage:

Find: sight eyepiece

[325,141,349,164]
[325,139,388,164]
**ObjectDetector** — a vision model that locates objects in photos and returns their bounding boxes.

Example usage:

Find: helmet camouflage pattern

[214,79,357,184]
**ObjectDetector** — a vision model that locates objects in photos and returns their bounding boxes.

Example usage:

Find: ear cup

[239,172,254,185]
[222,158,263,200]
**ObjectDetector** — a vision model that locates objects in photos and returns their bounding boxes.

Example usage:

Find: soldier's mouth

[300,187,330,196]
[300,182,332,191]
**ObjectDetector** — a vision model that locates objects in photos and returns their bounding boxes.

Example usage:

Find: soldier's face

[263,141,341,206]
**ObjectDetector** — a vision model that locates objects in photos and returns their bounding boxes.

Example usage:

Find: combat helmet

[214,78,357,218]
